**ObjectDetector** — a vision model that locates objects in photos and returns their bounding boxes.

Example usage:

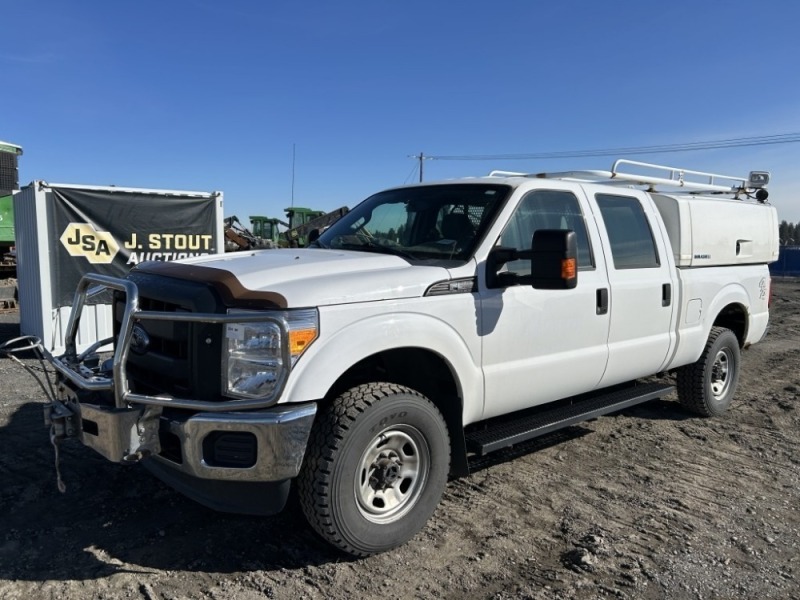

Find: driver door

[480,187,611,419]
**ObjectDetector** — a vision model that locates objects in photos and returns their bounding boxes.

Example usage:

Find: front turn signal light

[289,328,317,358]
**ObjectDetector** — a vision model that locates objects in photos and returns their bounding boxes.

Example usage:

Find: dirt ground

[1,279,798,600]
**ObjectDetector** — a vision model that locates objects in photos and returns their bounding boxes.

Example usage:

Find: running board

[465,382,674,456]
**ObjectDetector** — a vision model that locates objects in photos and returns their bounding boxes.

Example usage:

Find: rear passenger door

[588,189,676,386]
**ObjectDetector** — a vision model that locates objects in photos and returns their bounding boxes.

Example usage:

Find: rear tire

[298,382,450,556]
[677,326,741,417]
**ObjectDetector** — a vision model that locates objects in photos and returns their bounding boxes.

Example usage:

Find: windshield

[316,183,511,264]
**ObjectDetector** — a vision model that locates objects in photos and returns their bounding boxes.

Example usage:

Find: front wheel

[298,383,450,556]
[677,326,741,417]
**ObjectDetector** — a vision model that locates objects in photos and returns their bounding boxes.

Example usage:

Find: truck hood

[173,248,451,307]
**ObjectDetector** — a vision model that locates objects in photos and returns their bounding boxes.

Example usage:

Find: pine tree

[779,220,790,244]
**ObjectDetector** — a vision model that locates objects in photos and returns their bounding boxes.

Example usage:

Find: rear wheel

[677,326,741,417]
[298,382,450,556]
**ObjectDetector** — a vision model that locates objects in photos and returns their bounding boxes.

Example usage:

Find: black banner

[48,186,218,307]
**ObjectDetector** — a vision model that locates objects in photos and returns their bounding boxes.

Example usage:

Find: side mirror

[530,230,578,289]
[308,228,321,244]
[486,246,524,288]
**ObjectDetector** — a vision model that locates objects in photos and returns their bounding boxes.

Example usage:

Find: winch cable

[49,425,67,493]
[0,336,58,401]
[0,336,66,493]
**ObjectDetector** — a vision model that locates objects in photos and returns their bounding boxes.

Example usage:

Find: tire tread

[676,326,738,417]
[297,382,441,557]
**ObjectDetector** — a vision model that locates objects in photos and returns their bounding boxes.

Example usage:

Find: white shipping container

[14,181,224,355]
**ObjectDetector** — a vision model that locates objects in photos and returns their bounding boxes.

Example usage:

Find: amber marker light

[289,328,318,356]
[561,258,577,280]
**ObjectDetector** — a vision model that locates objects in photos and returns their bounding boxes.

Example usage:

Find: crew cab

[38,159,779,556]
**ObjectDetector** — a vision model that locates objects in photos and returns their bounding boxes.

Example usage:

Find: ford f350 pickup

[26,159,778,556]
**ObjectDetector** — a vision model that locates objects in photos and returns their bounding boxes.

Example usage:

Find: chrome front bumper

[46,398,317,483]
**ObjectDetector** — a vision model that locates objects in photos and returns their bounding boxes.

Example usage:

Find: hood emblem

[130,325,151,355]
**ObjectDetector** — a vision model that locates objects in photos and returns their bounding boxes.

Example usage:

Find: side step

[465,382,674,456]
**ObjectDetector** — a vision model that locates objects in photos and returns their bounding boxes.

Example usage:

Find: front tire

[298,383,450,556]
[677,326,741,417]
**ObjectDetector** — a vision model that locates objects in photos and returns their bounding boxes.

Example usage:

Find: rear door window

[595,194,660,269]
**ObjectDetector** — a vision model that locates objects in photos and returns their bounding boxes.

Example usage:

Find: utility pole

[409,152,431,182]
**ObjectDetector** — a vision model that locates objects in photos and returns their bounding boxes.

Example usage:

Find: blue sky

[3,0,800,223]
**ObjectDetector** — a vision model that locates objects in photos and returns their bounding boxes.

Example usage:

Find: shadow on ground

[0,320,20,345]
[0,401,345,582]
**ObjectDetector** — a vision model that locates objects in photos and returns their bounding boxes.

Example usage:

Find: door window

[595,194,660,269]
[499,189,594,276]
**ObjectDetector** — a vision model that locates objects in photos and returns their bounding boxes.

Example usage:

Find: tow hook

[44,401,80,440]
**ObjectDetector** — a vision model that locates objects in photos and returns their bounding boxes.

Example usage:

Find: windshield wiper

[339,240,416,261]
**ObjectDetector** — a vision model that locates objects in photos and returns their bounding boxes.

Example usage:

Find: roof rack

[489,159,769,195]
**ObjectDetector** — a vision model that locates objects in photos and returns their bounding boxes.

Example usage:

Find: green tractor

[248,215,288,247]
[0,140,23,278]
[249,206,349,248]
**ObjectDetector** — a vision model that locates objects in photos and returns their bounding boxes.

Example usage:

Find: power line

[402,161,419,184]
[422,133,800,161]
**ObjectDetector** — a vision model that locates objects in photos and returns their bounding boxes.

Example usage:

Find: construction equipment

[1,140,23,270]
[224,215,275,251]
[239,207,350,250]
[0,140,22,305]
[282,206,349,247]
[249,216,288,247]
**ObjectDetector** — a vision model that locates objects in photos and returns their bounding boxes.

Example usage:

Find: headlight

[222,309,318,400]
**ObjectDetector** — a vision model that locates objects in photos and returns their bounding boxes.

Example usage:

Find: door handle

[596,288,609,315]
[662,283,672,307]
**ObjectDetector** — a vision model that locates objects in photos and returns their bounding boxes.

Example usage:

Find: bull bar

[35,273,317,488]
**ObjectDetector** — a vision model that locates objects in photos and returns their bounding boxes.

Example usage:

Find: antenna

[291,143,296,208]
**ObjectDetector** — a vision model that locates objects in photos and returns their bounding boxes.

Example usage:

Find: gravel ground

[1,279,798,600]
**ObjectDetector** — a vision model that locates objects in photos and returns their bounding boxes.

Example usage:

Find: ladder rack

[489,159,768,194]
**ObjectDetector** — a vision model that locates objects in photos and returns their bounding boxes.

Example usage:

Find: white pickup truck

[39,159,778,556]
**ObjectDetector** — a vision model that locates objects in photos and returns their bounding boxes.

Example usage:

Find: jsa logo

[60,223,120,264]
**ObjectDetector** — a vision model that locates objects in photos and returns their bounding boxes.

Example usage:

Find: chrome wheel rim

[354,425,430,524]
[710,348,734,399]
